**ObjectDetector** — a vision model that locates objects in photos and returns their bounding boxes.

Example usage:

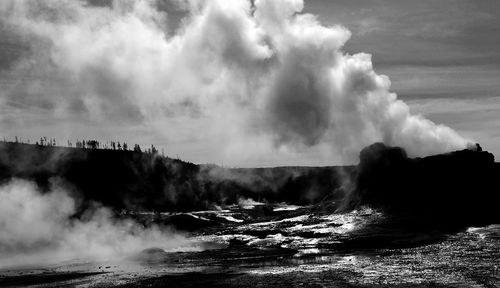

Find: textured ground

[1,204,499,287]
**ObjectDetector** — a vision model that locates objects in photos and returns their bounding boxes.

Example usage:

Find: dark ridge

[0,141,349,212]
[1,141,499,228]
[343,142,500,228]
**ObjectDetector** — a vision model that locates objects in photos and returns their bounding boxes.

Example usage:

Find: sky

[306,0,500,154]
[0,0,499,167]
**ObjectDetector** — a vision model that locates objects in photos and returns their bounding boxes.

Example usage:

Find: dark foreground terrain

[0,142,499,287]
[0,204,499,287]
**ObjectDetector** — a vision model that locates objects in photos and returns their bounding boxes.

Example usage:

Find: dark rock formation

[344,142,500,227]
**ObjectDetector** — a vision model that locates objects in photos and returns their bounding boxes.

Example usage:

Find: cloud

[0,0,469,164]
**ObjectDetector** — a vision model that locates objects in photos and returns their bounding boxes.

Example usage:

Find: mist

[0,179,197,269]
[0,0,469,164]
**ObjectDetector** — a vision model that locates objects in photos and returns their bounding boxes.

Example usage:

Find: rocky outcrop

[344,142,500,227]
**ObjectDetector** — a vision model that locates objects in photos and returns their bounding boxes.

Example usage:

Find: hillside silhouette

[0,141,349,212]
[0,141,499,228]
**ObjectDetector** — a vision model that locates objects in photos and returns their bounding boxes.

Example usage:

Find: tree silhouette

[87,140,98,149]
[4,136,168,158]
[134,144,142,153]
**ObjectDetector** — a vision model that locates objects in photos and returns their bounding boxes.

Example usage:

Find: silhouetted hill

[0,142,349,211]
[1,141,499,227]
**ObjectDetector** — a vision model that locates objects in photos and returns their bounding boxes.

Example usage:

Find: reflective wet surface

[1,204,499,287]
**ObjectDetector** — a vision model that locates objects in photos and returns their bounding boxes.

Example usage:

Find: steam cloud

[0,179,194,269]
[0,0,468,161]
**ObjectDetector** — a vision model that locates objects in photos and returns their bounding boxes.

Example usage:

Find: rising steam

[0,0,468,162]
[0,179,195,269]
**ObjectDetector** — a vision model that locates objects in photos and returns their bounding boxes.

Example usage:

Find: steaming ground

[0,179,201,269]
[1,200,498,287]
[0,0,469,165]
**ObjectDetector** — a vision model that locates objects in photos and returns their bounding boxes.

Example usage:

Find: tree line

[1,136,162,155]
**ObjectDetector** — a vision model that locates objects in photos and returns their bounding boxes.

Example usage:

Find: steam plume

[0,0,469,162]
[0,179,194,269]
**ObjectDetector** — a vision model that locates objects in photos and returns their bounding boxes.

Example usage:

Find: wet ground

[1,203,499,287]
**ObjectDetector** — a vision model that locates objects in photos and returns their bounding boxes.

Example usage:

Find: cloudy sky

[0,0,499,167]
[307,0,500,152]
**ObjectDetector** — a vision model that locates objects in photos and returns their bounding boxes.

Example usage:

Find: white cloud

[0,0,469,165]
